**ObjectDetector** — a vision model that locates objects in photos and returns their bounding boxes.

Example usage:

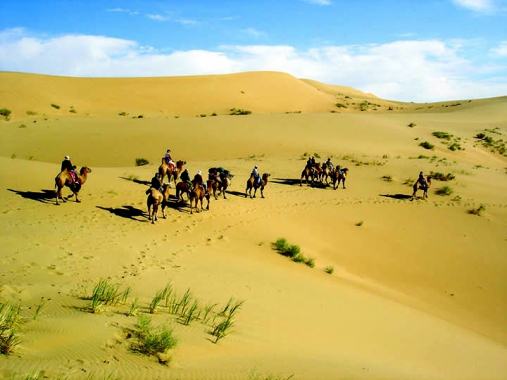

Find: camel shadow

[96,205,146,221]
[225,190,247,198]
[379,194,412,200]
[119,176,151,186]
[7,188,57,203]
[271,178,300,186]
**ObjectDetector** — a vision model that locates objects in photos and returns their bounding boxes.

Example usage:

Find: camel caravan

[300,156,348,190]
[51,151,430,224]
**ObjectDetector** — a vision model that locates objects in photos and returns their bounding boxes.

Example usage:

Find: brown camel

[189,179,213,214]
[300,166,315,186]
[175,181,191,202]
[412,176,432,200]
[330,167,348,190]
[158,159,186,184]
[147,183,171,223]
[246,173,270,198]
[320,163,333,184]
[211,171,233,200]
[54,166,92,205]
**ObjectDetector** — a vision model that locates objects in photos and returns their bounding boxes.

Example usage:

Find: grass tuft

[0,302,22,355]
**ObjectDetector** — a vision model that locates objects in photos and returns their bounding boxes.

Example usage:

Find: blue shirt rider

[252,165,261,184]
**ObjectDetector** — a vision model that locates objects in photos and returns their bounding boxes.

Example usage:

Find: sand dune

[0,71,507,379]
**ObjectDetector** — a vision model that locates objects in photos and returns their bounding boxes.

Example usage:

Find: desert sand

[1,71,506,379]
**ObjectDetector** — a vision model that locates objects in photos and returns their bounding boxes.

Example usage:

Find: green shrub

[133,315,177,356]
[382,175,392,182]
[468,204,486,216]
[432,131,452,140]
[135,157,149,166]
[69,108,77,114]
[430,172,455,181]
[355,221,364,226]
[50,103,60,109]
[408,122,416,128]
[0,302,22,354]
[0,108,11,120]
[229,108,252,115]
[26,110,37,116]
[118,111,128,116]
[335,103,348,108]
[436,186,453,196]
[324,266,334,274]
[419,141,434,150]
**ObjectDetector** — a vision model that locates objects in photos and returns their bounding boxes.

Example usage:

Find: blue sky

[1,0,506,102]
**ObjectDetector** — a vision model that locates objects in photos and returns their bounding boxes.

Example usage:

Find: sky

[1,0,506,102]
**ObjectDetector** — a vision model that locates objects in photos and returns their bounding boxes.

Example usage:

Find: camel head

[80,166,92,175]
[262,173,271,180]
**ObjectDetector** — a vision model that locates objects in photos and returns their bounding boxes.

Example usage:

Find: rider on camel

[146,172,163,194]
[193,170,204,190]
[306,156,315,169]
[61,155,78,183]
[251,165,261,184]
[417,171,428,189]
[181,168,192,188]
[325,157,334,172]
[164,149,174,167]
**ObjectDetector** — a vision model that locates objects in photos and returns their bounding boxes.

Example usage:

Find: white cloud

[107,8,139,16]
[301,0,332,5]
[452,0,496,12]
[241,28,267,39]
[491,41,507,56]
[0,29,506,102]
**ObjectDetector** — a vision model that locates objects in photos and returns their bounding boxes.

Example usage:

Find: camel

[331,167,348,190]
[300,166,315,186]
[175,181,191,202]
[54,166,92,205]
[320,163,333,185]
[246,173,270,198]
[189,179,213,214]
[146,183,171,223]
[211,171,233,200]
[412,176,432,200]
[158,159,186,184]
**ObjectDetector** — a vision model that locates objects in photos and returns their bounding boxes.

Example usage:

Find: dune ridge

[0,71,506,379]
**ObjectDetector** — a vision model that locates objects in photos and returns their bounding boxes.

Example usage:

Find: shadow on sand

[119,176,151,186]
[379,193,412,200]
[96,205,147,221]
[8,188,58,203]
[224,190,247,198]
[271,177,301,186]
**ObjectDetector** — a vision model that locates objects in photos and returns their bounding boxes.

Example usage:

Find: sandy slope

[1,72,507,380]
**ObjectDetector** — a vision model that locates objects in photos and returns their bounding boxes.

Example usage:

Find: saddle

[69,171,78,183]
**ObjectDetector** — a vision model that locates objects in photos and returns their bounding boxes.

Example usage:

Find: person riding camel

[251,165,261,184]
[418,171,428,189]
[325,157,334,172]
[180,168,192,188]
[146,172,163,195]
[306,156,316,169]
[193,170,204,190]
[164,149,174,167]
[61,155,78,183]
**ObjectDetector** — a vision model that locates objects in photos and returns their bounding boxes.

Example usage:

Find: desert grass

[468,204,486,216]
[181,299,200,326]
[324,266,334,275]
[127,297,139,317]
[88,278,131,314]
[355,221,364,226]
[212,298,244,343]
[436,186,454,196]
[419,141,435,150]
[132,315,177,357]
[135,157,149,166]
[0,302,22,354]
[430,172,455,181]
[273,238,315,268]
[33,298,46,321]
[248,369,294,380]
[150,283,172,314]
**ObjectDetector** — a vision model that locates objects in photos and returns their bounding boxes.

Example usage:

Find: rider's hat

[197,170,202,175]
[64,155,70,160]
[254,165,258,169]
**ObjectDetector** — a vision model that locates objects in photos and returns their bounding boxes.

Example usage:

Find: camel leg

[206,197,210,210]
[342,179,346,189]
[75,192,81,202]
[261,187,265,198]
